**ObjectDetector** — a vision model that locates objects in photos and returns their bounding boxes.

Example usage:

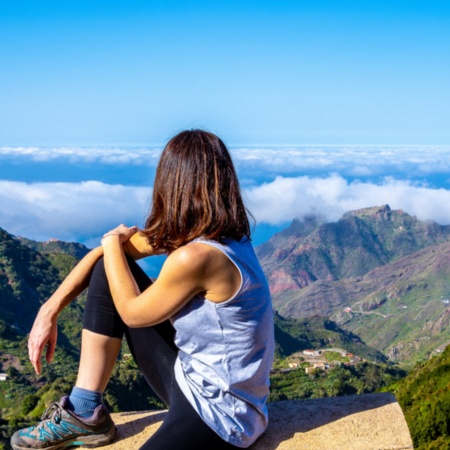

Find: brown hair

[144,129,252,252]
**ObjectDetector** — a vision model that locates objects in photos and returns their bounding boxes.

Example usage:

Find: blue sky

[1,0,450,145]
[1,1,450,275]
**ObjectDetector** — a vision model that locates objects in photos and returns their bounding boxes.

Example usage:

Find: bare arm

[28,229,156,374]
[102,225,240,328]
[28,246,104,374]
[103,238,202,327]
[122,229,156,260]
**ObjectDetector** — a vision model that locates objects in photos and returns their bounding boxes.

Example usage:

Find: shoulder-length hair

[143,129,252,253]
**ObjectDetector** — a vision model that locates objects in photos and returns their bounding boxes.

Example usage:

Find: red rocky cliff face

[257,205,450,312]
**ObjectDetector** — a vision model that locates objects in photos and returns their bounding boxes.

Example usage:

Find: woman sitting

[11,129,274,450]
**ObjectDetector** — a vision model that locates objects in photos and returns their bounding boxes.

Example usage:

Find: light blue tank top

[171,237,274,448]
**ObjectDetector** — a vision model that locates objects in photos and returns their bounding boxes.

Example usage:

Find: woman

[11,130,274,450]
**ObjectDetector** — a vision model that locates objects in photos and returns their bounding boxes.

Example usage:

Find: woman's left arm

[102,225,208,327]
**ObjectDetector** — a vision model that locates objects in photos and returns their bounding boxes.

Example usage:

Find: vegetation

[274,312,386,362]
[387,344,450,449]
[270,361,405,401]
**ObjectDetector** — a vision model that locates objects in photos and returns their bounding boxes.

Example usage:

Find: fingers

[126,226,138,241]
[46,339,56,364]
[29,340,55,374]
[34,359,41,375]
[28,323,57,374]
[28,340,42,375]
[119,224,138,238]
[103,224,138,243]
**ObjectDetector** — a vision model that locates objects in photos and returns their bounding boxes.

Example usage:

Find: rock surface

[104,392,413,450]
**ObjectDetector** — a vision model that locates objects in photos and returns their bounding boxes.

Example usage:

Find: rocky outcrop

[257,205,450,310]
[104,393,413,450]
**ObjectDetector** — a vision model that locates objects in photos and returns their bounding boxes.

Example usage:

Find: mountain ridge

[257,205,450,296]
[18,236,90,260]
[256,205,450,364]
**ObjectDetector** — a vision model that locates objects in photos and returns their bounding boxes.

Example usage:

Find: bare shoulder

[172,242,241,303]
[166,242,228,272]
[160,242,240,302]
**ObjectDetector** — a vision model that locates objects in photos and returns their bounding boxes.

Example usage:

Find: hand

[123,230,158,259]
[101,224,138,245]
[28,306,58,374]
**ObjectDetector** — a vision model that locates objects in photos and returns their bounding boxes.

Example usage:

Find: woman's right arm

[28,246,104,374]
[28,230,156,374]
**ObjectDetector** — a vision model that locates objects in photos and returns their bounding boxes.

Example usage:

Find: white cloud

[232,145,450,175]
[2,145,450,177]
[0,180,151,243]
[2,175,450,246]
[244,175,450,226]
[0,146,163,165]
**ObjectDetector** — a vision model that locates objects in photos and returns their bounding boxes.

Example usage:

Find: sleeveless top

[171,237,275,448]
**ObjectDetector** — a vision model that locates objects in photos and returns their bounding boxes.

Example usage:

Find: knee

[90,256,107,282]
[95,254,106,269]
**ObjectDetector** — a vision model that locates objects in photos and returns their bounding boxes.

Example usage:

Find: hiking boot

[10,396,117,450]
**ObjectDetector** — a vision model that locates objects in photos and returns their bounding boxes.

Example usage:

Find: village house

[313,362,326,370]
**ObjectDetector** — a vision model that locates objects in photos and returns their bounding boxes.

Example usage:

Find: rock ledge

[105,392,413,450]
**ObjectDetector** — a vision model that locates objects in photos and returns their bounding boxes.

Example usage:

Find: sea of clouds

[1,145,450,248]
[3,145,450,177]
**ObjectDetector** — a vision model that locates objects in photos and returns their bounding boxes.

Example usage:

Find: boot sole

[11,426,117,450]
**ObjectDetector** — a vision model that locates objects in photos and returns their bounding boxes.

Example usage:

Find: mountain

[0,228,71,336]
[18,236,90,260]
[0,229,92,339]
[257,205,450,364]
[0,228,89,377]
[257,205,450,295]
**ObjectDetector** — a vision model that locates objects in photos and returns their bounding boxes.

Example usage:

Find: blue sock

[68,386,103,418]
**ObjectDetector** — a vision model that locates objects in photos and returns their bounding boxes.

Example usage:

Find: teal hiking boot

[10,396,117,450]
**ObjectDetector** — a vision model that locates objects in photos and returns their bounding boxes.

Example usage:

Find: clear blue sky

[1,0,449,146]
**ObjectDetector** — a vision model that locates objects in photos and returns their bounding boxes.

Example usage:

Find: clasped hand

[101,224,138,245]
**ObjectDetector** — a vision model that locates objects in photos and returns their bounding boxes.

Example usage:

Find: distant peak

[343,205,393,219]
[291,213,326,228]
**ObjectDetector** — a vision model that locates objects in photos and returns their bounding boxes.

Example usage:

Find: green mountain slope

[274,312,386,362]
[387,344,450,449]
[274,242,450,364]
[0,228,66,335]
[0,227,90,363]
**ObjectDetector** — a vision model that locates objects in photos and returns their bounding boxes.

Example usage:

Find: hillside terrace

[275,348,362,374]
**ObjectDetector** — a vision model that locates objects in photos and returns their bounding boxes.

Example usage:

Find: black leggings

[82,256,238,450]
